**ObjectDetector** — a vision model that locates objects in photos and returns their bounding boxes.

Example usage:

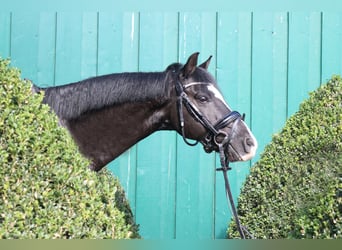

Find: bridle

[175,79,243,152]
[175,78,254,239]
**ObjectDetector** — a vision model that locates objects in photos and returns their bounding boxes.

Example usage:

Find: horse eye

[196,95,209,103]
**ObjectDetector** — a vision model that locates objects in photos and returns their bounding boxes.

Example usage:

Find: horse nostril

[246,137,254,146]
[244,137,254,153]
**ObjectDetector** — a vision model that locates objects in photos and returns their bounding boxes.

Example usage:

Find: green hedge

[0,58,139,239]
[228,76,342,239]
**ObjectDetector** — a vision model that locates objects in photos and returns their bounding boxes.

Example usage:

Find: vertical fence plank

[251,12,289,164]
[80,12,98,79]
[10,12,40,82]
[134,12,178,239]
[322,12,342,81]
[106,12,140,218]
[176,12,217,239]
[55,12,83,85]
[0,13,11,58]
[270,13,289,130]
[37,12,57,87]
[215,12,253,239]
[55,12,98,86]
[97,12,124,74]
[287,12,322,116]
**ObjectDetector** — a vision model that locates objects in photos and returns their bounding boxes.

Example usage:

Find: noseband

[175,79,244,152]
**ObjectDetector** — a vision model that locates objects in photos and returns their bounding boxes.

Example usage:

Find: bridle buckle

[213,131,229,147]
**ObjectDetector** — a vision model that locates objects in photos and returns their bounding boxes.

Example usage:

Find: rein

[216,144,254,239]
[175,79,254,239]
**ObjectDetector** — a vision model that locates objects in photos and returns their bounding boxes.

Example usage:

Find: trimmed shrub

[0,58,139,239]
[228,76,342,239]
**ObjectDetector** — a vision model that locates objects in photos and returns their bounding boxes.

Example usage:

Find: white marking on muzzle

[240,120,258,161]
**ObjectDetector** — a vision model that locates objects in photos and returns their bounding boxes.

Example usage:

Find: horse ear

[181,52,199,78]
[199,55,212,70]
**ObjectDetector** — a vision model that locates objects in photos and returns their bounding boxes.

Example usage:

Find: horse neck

[64,101,172,170]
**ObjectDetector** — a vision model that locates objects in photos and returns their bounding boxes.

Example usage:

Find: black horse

[33,52,257,171]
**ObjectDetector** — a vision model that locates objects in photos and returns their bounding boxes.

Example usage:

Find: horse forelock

[42,71,171,120]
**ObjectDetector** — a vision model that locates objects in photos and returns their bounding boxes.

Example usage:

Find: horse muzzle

[223,121,258,162]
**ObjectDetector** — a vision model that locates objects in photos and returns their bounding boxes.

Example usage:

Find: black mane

[41,71,171,120]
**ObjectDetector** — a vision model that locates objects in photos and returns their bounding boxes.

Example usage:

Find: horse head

[167,52,257,162]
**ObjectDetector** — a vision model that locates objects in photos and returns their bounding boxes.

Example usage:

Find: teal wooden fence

[1,11,342,239]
